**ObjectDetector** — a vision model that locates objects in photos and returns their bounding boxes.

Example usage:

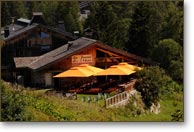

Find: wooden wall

[51,46,96,70]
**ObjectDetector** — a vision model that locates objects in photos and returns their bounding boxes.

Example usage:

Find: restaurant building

[13,37,153,88]
[1,13,153,89]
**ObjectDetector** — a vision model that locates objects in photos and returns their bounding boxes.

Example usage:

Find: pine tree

[56,1,82,33]
[160,1,183,46]
[1,2,11,26]
[127,2,153,57]
[85,1,132,50]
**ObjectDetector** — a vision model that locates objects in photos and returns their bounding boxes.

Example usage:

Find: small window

[40,32,50,38]
[41,45,50,50]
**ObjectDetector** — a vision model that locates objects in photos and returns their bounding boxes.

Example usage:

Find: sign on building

[72,54,92,64]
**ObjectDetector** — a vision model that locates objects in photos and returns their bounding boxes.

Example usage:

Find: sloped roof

[14,37,153,71]
[2,24,39,41]
[14,37,97,71]
[1,24,76,42]
[14,57,39,68]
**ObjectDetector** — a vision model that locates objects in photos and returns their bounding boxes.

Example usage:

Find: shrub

[1,81,29,121]
[168,60,183,83]
[135,66,171,108]
[152,39,183,69]
[151,39,183,83]
[171,109,183,121]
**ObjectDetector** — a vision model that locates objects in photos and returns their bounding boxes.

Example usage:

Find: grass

[1,81,183,122]
[125,99,183,121]
[77,94,106,107]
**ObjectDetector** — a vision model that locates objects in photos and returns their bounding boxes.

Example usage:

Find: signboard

[72,54,92,64]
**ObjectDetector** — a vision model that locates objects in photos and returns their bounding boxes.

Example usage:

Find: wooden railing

[124,79,136,91]
[105,91,128,108]
[105,80,137,108]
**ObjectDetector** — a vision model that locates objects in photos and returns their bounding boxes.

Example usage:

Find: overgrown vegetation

[135,66,170,107]
[1,80,183,121]
[135,66,183,108]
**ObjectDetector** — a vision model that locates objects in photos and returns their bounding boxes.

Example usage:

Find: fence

[105,80,136,108]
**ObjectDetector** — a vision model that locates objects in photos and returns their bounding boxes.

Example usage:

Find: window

[41,45,50,50]
[40,32,50,38]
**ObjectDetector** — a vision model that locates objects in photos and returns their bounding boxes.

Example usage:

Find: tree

[1,1,28,26]
[127,1,183,57]
[168,60,183,83]
[14,1,28,19]
[160,1,183,46]
[55,1,83,33]
[39,1,58,26]
[152,39,183,69]
[135,66,171,108]
[152,39,183,83]
[85,1,132,50]
[1,2,11,26]
[127,2,153,57]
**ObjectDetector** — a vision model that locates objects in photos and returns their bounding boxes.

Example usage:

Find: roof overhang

[13,37,155,72]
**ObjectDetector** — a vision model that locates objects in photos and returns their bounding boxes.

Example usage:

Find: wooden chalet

[13,37,152,88]
[1,12,76,82]
[1,12,154,89]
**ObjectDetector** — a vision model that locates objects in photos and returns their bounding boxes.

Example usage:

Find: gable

[1,24,75,45]
[14,37,154,71]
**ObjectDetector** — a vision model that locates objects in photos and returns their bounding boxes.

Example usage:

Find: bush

[135,66,171,108]
[168,60,183,83]
[171,109,183,121]
[1,81,29,121]
[152,39,183,69]
[151,39,183,83]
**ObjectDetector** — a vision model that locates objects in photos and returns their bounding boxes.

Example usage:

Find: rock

[150,103,161,114]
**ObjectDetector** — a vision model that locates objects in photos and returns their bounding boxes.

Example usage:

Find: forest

[1,1,183,83]
[1,1,183,121]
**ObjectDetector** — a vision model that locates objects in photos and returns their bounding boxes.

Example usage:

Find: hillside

[1,80,183,122]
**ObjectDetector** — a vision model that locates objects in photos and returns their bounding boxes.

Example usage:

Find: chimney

[29,12,45,25]
[67,42,73,50]
[4,26,9,38]
[33,12,43,16]
[11,17,15,31]
[58,21,66,31]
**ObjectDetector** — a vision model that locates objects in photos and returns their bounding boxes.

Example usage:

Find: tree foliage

[127,2,153,57]
[152,39,182,68]
[1,1,28,26]
[85,1,132,50]
[55,1,82,33]
[1,1,183,84]
[1,83,27,121]
[168,60,183,83]
[135,66,171,108]
[160,1,183,46]
[1,1,82,33]
[127,1,183,57]
[152,39,183,82]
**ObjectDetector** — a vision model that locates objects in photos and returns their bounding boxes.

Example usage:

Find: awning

[116,62,142,71]
[53,67,94,78]
[77,64,105,73]
[94,65,136,76]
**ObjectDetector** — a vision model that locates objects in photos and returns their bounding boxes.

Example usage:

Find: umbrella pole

[106,75,108,81]
[119,76,122,82]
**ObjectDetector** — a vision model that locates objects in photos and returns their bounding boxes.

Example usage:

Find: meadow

[1,80,183,122]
